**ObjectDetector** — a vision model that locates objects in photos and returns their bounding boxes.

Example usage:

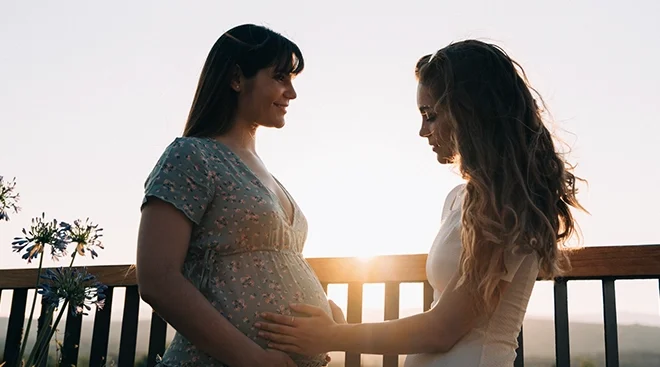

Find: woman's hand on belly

[255,303,339,356]
[329,300,347,324]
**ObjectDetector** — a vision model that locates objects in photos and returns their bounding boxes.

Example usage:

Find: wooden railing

[1,244,659,367]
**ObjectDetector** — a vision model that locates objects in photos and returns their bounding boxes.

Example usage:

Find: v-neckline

[209,138,297,227]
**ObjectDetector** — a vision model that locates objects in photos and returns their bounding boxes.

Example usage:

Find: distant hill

[2,315,660,366]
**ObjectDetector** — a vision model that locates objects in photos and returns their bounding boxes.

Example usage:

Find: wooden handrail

[0,245,658,289]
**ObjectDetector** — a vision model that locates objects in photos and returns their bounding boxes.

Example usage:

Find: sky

[1,1,659,324]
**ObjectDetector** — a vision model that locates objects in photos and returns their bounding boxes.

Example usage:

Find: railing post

[89,286,114,367]
[602,278,620,367]
[4,288,28,367]
[514,326,524,367]
[36,297,53,367]
[345,282,363,367]
[553,278,570,367]
[61,303,84,366]
[383,282,400,367]
[147,312,168,367]
[117,286,141,367]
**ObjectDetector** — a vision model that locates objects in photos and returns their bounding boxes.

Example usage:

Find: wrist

[327,323,348,351]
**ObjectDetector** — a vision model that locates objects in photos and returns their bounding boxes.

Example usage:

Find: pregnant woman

[136,24,332,367]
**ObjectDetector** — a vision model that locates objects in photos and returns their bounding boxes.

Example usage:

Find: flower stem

[33,301,68,367]
[16,251,45,366]
[68,252,77,268]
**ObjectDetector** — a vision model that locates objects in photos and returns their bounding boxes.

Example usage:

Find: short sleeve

[441,184,466,222]
[500,246,533,282]
[142,138,214,225]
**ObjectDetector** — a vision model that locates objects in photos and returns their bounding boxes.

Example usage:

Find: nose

[284,82,297,100]
[419,120,433,138]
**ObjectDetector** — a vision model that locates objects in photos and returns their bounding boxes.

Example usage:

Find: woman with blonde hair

[255,39,587,367]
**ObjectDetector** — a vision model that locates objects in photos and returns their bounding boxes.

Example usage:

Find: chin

[436,155,452,165]
[260,119,286,129]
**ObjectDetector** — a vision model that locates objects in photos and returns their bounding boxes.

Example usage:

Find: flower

[0,175,20,221]
[61,218,104,259]
[38,267,107,316]
[11,213,68,263]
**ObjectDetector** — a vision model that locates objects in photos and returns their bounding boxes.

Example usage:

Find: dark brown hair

[416,40,587,312]
[183,24,304,137]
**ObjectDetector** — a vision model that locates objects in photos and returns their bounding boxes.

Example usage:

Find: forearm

[141,272,265,367]
[330,311,445,355]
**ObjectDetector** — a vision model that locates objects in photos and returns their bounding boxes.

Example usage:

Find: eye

[274,73,287,82]
[422,111,437,122]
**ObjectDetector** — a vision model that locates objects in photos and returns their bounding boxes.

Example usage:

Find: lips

[274,103,288,113]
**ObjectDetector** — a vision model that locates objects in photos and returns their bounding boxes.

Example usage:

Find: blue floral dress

[143,137,331,367]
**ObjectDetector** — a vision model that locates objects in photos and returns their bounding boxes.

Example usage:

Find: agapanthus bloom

[0,175,20,221]
[12,213,68,263]
[61,218,104,259]
[38,267,107,316]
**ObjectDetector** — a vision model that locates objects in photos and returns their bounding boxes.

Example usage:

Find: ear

[230,65,243,92]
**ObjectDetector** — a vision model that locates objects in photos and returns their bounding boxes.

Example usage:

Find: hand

[263,349,297,367]
[329,299,347,324]
[255,303,339,356]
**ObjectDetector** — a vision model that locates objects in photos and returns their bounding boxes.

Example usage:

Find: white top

[404,184,539,367]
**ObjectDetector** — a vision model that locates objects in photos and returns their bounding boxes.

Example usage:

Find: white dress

[404,184,540,367]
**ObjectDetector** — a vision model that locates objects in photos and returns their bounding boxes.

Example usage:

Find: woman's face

[416,83,454,164]
[235,65,298,129]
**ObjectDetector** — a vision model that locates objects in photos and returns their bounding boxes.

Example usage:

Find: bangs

[234,30,305,77]
[268,36,305,75]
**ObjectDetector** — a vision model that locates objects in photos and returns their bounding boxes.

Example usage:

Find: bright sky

[1,1,659,324]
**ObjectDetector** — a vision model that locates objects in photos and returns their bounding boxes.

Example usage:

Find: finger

[290,303,326,316]
[260,312,298,326]
[325,354,332,362]
[328,300,347,324]
[254,322,296,335]
[258,330,298,345]
[268,343,302,354]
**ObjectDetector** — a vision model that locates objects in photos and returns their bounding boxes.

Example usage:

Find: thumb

[328,299,347,324]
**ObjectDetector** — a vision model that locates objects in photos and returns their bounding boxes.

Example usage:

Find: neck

[215,119,258,153]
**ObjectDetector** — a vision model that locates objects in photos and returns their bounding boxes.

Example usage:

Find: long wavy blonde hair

[416,40,587,312]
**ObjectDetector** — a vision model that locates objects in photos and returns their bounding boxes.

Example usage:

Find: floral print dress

[142,137,332,367]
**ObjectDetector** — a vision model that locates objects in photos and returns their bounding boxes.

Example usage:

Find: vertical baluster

[118,286,141,366]
[514,326,524,367]
[4,288,28,367]
[89,286,114,367]
[61,303,84,366]
[383,282,400,367]
[345,282,363,367]
[36,297,53,367]
[147,311,168,367]
[602,278,619,367]
[553,278,570,367]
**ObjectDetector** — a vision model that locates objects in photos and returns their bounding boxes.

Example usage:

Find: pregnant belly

[205,251,332,367]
